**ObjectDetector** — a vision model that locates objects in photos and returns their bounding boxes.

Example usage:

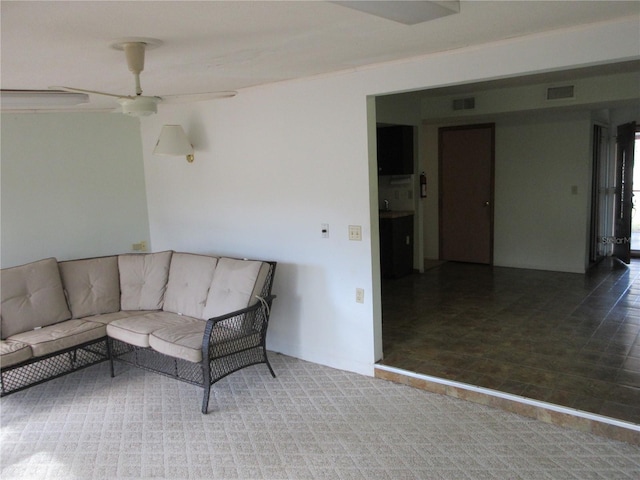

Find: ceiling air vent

[546,85,575,101]
[452,97,475,111]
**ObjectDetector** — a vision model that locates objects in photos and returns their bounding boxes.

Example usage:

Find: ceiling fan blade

[159,91,237,104]
[49,86,133,100]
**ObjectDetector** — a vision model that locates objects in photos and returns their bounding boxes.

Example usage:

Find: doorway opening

[630,127,640,255]
[589,124,611,264]
[612,122,638,263]
[373,60,640,432]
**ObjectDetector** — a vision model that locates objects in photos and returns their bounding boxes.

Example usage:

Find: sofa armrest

[201,295,277,358]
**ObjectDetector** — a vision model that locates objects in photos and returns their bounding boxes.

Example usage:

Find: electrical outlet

[348,225,362,241]
[132,241,147,252]
[356,288,364,303]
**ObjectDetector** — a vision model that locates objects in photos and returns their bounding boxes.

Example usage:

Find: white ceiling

[1,1,639,112]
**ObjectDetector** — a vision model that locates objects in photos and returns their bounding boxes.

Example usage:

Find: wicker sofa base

[0,337,109,396]
[108,336,276,413]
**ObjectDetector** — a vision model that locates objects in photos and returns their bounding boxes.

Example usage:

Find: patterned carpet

[1,353,639,479]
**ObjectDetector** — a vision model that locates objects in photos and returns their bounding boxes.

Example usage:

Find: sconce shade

[153,125,194,159]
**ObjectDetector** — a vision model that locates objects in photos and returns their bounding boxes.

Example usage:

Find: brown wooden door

[613,122,636,264]
[439,124,494,264]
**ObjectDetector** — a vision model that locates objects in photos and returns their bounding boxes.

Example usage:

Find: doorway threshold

[374,363,640,445]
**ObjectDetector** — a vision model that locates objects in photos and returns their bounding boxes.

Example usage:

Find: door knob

[484,201,490,207]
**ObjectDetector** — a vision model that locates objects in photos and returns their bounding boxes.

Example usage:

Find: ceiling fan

[51,38,236,116]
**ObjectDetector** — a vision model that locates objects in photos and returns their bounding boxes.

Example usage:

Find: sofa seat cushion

[149,321,207,363]
[118,251,173,310]
[59,256,120,319]
[1,258,71,339]
[149,323,260,363]
[0,340,33,368]
[106,311,201,348]
[8,319,106,357]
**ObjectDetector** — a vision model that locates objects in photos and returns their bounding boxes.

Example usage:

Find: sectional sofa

[0,251,277,413]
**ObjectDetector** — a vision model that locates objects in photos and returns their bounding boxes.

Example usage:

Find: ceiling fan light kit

[117,96,158,116]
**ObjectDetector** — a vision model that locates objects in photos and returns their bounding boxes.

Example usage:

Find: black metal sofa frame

[0,338,109,396]
[1,261,277,414]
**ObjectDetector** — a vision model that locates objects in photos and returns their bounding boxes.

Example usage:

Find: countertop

[379,210,414,219]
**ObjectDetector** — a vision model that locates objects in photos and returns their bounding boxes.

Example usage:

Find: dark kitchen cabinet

[379,214,414,278]
[377,125,414,175]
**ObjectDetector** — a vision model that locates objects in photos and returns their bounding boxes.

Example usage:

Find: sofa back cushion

[118,251,172,310]
[163,253,218,319]
[1,258,71,339]
[202,258,269,319]
[59,256,120,319]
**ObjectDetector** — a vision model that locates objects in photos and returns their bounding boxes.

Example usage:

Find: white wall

[141,83,378,375]
[1,113,150,268]
[610,105,640,131]
[419,71,640,121]
[139,18,640,375]
[421,111,593,273]
[413,71,639,270]
[494,112,592,273]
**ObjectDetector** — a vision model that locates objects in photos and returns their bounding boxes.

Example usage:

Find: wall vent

[452,97,475,111]
[546,85,575,101]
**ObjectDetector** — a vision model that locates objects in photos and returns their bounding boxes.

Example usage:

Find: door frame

[589,124,608,265]
[613,122,636,264]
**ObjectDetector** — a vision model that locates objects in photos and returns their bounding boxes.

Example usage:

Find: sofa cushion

[0,340,33,368]
[202,258,269,320]
[149,323,259,363]
[1,258,71,339]
[59,256,120,319]
[83,310,157,326]
[163,253,218,319]
[149,321,207,363]
[8,319,106,357]
[106,311,201,348]
[118,251,172,310]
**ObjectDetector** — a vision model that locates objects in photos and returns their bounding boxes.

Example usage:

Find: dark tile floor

[379,257,640,425]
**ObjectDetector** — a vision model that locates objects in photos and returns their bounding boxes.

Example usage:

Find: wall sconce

[153,125,195,163]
